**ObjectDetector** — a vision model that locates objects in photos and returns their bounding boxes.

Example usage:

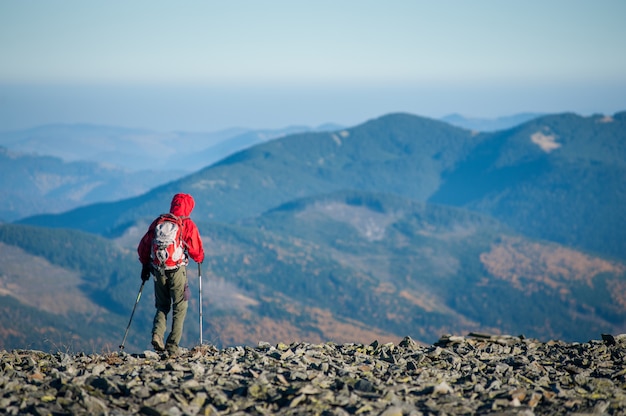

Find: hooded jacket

[138,193,205,266]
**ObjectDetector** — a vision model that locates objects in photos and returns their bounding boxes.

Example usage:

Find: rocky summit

[1,334,625,415]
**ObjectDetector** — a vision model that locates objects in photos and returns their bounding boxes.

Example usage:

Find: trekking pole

[119,280,146,350]
[198,262,203,345]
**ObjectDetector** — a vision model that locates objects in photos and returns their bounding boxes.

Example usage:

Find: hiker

[137,193,204,355]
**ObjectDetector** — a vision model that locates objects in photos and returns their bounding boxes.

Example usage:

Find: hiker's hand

[141,264,151,282]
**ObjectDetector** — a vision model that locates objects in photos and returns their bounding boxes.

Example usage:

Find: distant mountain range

[21,111,626,260]
[0,147,185,221]
[0,123,341,221]
[441,113,545,132]
[2,111,625,352]
[0,113,539,222]
[0,123,345,172]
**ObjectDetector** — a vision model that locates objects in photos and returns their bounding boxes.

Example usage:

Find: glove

[141,264,151,282]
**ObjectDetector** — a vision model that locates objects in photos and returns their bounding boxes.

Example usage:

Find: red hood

[169,193,195,217]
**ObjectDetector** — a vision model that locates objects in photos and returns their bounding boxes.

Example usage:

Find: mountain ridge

[3,189,625,350]
[430,111,626,259]
[441,112,545,132]
[19,113,480,231]
[4,110,626,351]
[17,111,626,261]
[0,123,344,221]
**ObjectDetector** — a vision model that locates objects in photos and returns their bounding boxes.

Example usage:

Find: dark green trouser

[152,266,189,353]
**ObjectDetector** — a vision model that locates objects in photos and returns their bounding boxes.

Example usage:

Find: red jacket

[138,193,205,265]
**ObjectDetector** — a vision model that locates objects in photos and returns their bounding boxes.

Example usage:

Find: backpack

[151,213,188,270]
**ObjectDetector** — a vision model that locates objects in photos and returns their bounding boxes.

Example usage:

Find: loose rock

[1,334,625,415]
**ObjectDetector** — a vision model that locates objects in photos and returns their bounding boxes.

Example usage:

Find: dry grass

[480,236,625,295]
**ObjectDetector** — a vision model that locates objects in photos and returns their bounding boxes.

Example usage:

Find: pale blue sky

[1,0,625,131]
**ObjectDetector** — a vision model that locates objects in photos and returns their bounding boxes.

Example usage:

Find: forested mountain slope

[20,112,626,263]
[3,191,625,351]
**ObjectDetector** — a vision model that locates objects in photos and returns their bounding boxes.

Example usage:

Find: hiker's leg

[165,266,189,353]
[152,271,171,340]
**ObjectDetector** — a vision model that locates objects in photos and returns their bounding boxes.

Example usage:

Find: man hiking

[137,193,205,355]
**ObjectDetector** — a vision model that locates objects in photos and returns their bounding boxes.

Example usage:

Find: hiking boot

[166,346,189,358]
[151,334,165,352]
[166,345,178,356]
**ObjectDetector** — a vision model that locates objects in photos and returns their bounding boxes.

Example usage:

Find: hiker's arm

[137,222,156,264]
[185,222,205,263]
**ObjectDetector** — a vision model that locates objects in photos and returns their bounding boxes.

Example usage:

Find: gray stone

[2,334,626,415]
